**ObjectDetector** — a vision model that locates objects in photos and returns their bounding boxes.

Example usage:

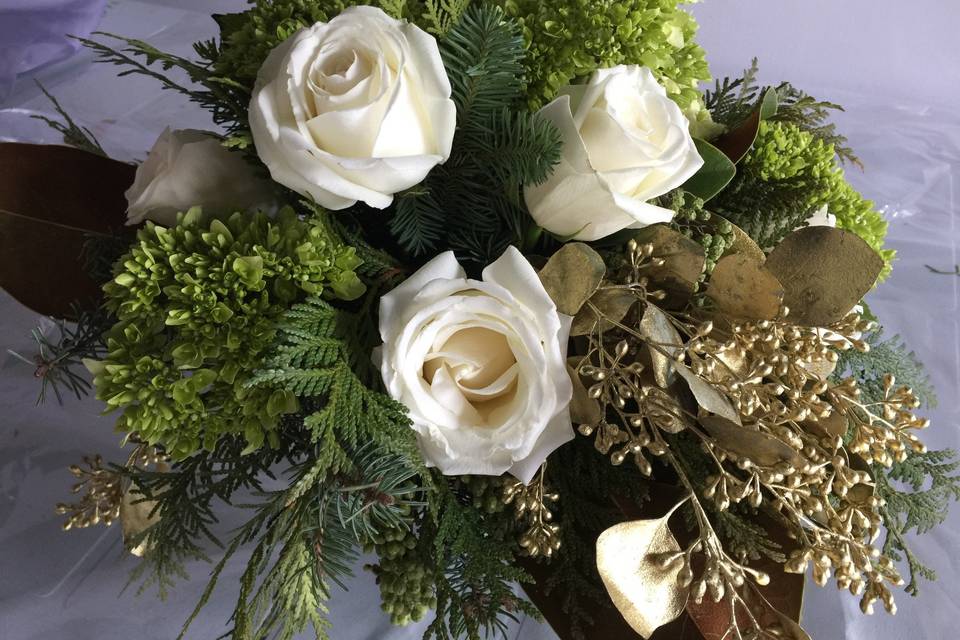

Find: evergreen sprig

[76,32,251,136]
[248,296,418,473]
[876,449,960,595]
[175,442,421,640]
[8,305,111,405]
[703,58,761,127]
[31,81,107,156]
[424,476,538,640]
[123,430,304,599]
[387,5,562,264]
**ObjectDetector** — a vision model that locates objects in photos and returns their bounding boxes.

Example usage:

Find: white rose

[525,65,704,241]
[377,247,574,483]
[804,204,837,228]
[248,6,456,210]
[125,128,276,226]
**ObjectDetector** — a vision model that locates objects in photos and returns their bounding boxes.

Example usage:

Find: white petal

[378,251,465,340]
[508,407,575,484]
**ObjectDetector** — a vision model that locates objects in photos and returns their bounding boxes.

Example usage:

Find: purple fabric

[0,0,107,102]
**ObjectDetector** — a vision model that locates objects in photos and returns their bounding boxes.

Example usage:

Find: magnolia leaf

[712,110,760,166]
[539,242,607,315]
[596,504,689,638]
[632,224,706,308]
[0,143,135,318]
[699,415,804,468]
[567,361,602,426]
[639,304,684,388]
[570,287,637,336]
[707,254,784,320]
[676,365,741,425]
[682,138,736,202]
[120,482,161,557]
[764,227,883,326]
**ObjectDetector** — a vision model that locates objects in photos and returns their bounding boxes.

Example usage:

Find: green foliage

[704,61,857,164]
[714,119,893,274]
[424,475,538,640]
[78,32,251,136]
[714,120,839,249]
[176,443,422,640]
[387,4,562,263]
[248,296,418,472]
[31,81,106,156]
[92,207,364,459]
[706,64,892,271]
[9,305,111,405]
[123,430,304,599]
[704,58,761,128]
[771,82,859,167]
[421,0,471,35]
[835,328,937,409]
[495,0,710,112]
[876,449,960,595]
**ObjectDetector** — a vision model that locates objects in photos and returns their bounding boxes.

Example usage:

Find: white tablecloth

[1,2,958,639]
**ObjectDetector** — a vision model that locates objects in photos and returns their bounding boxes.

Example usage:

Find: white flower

[248,6,456,210]
[525,65,704,241]
[377,247,574,483]
[125,128,275,226]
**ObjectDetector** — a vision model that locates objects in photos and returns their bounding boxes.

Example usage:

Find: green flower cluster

[90,207,364,459]
[721,120,893,274]
[367,526,436,625]
[495,0,710,111]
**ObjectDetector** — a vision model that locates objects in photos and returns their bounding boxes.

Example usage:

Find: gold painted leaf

[632,224,706,308]
[538,242,607,316]
[119,482,161,557]
[699,415,804,468]
[639,304,684,388]
[566,361,602,426]
[707,254,784,321]
[676,365,741,425]
[570,287,637,336]
[719,216,766,263]
[596,506,689,638]
[801,410,848,439]
[764,227,883,326]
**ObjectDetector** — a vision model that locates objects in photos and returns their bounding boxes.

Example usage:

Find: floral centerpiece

[2,1,956,639]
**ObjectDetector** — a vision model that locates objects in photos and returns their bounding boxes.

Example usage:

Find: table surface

[1,2,958,639]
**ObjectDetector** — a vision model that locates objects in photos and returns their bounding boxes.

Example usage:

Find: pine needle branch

[31,81,106,156]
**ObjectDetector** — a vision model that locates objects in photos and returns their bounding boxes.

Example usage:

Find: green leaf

[760,87,779,120]
[682,138,736,202]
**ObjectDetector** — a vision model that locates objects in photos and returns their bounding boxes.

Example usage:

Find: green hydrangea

[719,120,894,276]
[90,207,365,459]
[494,0,710,111]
